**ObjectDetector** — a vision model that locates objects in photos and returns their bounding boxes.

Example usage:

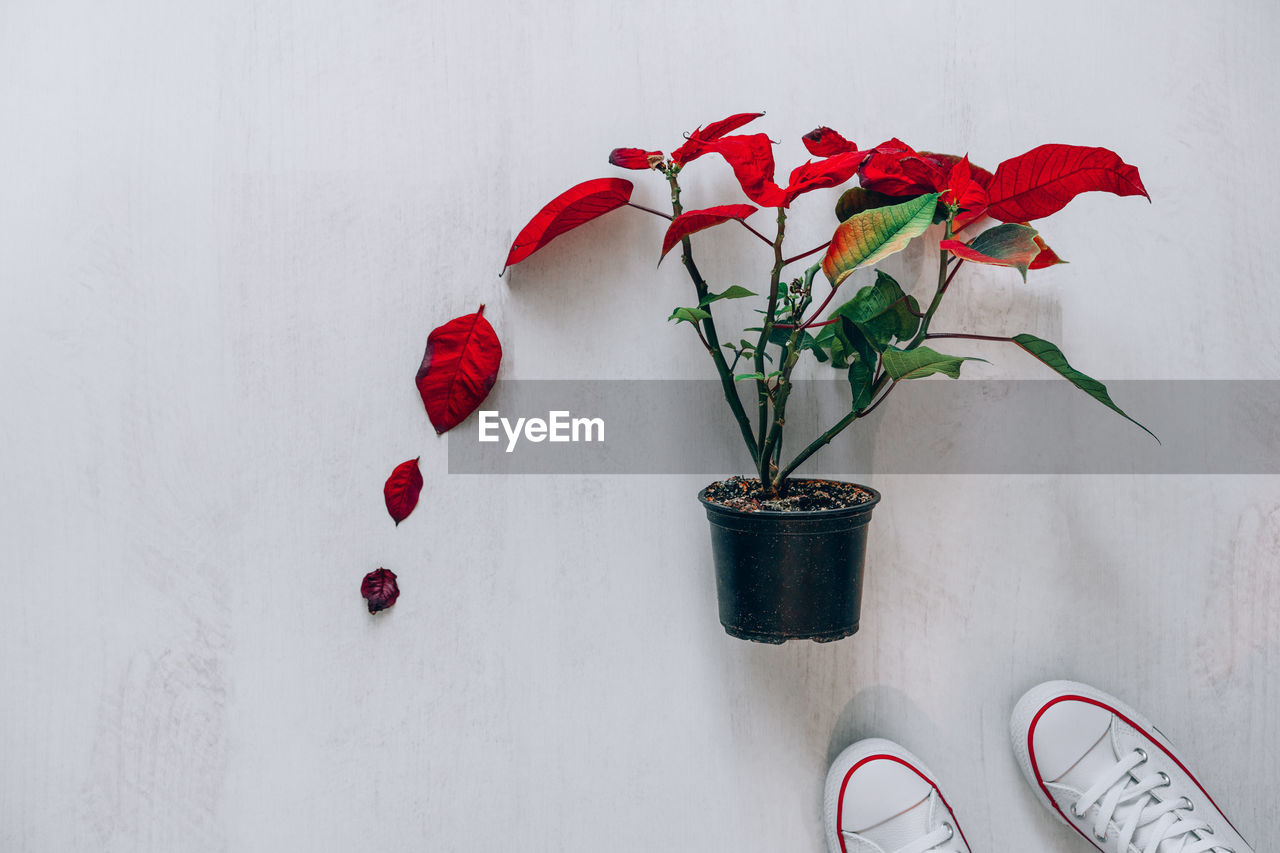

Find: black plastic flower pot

[697,480,881,644]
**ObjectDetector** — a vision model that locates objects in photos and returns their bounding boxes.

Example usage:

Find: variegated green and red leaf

[940,223,1041,281]
[822,193,940,287]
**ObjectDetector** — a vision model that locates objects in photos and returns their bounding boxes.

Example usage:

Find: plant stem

[754,208,788,488]
[782,241,831,267]
[667,171,759,464]
[735,219,776,247]
[625,202,673,221]
[773,372,890,483]
[924,332,1015,343]
[906,220,955,348]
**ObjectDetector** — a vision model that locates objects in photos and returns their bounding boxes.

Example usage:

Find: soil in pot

[701,476,876,513]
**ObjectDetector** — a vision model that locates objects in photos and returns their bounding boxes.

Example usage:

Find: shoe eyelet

[1094,827,1108,842]
[1156,771,1171,788]
[942,821,954,841]
[1134,747,1148,764]
[1180,797,1194,812]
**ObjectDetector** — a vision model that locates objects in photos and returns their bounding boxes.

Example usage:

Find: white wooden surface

[3,1,1278,850]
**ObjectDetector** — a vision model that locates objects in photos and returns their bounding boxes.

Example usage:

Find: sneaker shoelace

[1072,749,1235,853]
[891,821,958,853]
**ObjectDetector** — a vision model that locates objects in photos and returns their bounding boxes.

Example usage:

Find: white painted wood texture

[2,1,1278,850]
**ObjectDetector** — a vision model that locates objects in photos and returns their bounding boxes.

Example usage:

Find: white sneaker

[1010,680,1254,853]
[824,738,971,853]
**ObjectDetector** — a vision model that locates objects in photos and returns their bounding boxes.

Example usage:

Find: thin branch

[924,332,1015,343]
[735,218,776,247]
[625,202,673,221]
[692,322,712,352]
[855,378,898,419]
[942,258,966,291]
[800,283,842,330]
[775,318,837,330]
[782,241,831,267]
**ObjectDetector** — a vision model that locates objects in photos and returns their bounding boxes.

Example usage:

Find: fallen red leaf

[661,204,758,260]
[383,457,423,525]
[361,568,399,614]
[416,305,503,434]
[802,127,858,157]
[671,112,765,165]
[505,178,633,270]
[985,144,1149,222]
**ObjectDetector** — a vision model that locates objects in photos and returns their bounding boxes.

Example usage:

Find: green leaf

[828,270,921,351]
[822,193,940,287]
[848,354,876,412]
[834,186,903,222]
[1013,333,1158,440]
[766,326,829,363]
[941,223,1041,281]
[734,372,766,382]
[668,306,711,324]
[881,345,986,380]
[698,285,757,307]
[830,317,877,408]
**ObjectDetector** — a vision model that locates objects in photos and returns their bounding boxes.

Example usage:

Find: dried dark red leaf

[671,112,765,165]
[416,305,503,434]
[985,144,1149,222]
[609,148,663,170]
[505,177,633,270]
[802,127,858,157]
[660,204,758,260]
[383,457,423,525]
[361,568,399,614]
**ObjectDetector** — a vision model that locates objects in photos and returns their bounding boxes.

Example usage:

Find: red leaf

[780,149,868,205]
[985,144,1149,222]
[383,457,423,525]
[1029,234,1067,269]
[940,156,988,212]
[802,127,858,157]
[706,134,785,206]
[660,204,758,260]
[858,139,937,196]
[505,178,633,269]
[609,148,662,170]
[361,568,399,614]
[416,305,503,434]
[860,142,995,203]
[671,112,765,165]
[708,136,866,208]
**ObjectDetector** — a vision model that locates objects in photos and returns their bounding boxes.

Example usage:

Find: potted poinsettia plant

[504,112,1151,643]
